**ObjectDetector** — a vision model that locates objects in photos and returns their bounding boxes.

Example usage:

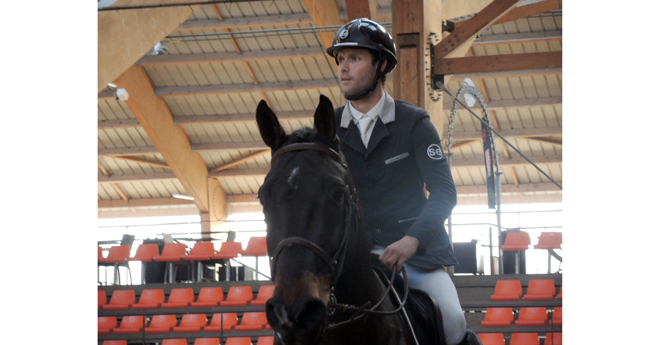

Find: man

[326,18,474,345]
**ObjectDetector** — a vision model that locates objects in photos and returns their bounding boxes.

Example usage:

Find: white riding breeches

[371,248,467,345]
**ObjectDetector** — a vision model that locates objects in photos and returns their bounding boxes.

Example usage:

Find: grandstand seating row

[481,307,562,327]
[98,237,268,284]
[102,337,273,345]
[478,332,562,345]
[491,279,563,301]
[99,286,274,310]
[99,312,272,334]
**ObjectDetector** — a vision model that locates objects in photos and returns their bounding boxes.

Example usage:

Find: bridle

[267,141,409,330]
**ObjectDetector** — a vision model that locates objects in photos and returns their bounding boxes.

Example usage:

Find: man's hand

[379,236,420,272]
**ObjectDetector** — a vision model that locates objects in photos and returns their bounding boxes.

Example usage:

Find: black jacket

[335,93,458,269]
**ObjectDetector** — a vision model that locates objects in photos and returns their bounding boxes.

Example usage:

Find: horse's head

[256,95,355,345]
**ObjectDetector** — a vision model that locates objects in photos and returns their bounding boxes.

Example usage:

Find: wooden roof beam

[113,65,220,214]
[435,0,521,60]
[435,51,561,76]
[490,0,561,26]
[346,0,378,20]
[98,0,200,92]
[302,0,343,49]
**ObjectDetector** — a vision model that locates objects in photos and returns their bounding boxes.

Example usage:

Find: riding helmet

[326,18,397,74]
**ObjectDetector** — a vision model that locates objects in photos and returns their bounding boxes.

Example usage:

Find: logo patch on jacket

[427,144,443,160]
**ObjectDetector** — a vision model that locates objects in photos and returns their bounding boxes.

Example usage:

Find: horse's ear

[256,100,287,149]
[314,95,336,142]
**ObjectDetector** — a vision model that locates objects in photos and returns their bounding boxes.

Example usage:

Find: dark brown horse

[256,95,417,345]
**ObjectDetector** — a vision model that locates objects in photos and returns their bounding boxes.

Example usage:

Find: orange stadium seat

[481,308,514,327]
[183,242,216,282]
[557,283,562,300]
[226,337,252,345]
[162,340,188,345]
[173,314,208,333]
[510,333,540,345]
[102,341,127,345]
[490,280,523,301]
[242,236,268,257]
[544,332,562,345]
[192,287,224,308]
[145,314,178,334]
[501,232,531,251]
[515,307,548,327]
[235,312,270,331]
[113,315,145,334]
[194,339,220,345]
[251,285,275,306]
[549,307,562,326]
[98,245,132,285]
[257,336,275,345]
[98,316,117,334]
[477,333,505,345]
[220,286,254,307]
[205,313,238,332]
[524,280,557,301]
[98,290,108,309]
[154,243,188,283]
[132,289,165,309]
[534,232,562,250]
[162,288,195,309]
[211,241,243,260]
[102,290,135,310]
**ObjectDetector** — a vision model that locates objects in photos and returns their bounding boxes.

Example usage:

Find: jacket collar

[340,92,395,157]
[340,91,396,129]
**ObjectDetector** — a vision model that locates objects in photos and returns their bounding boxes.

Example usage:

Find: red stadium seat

[524,280,557,301]
[102,290,135,310]
[205,313,238,332]
[98,290,107,309]
[192,287,224,308]
[510,333,540,345]
[154,243,188,283]
[194,339,220,345]
[534,232,562,250]
[490,280,523,301]
[544,332,562,345]
[132,289,165,309]
[173,314,208,333]
[549,307,562,326]
[162,340,188,345]
[242,236,268,257]
[477,333,505,345]
[501,232,531,251]
[98,245,132,285]
[183,242,216,282]
[129,243,160,284]
[257,336,275,345]
[145,314,178,334]
[113,315,145,334]
[220,286,254,307]
[251,285,275,306]
[515,307,548,326]
[102,341,127,345]
[98,316,117,335]
[235,312,270,331]
[226,337,252,345]
[481,308,514,327]
[162,288,195,309]
[557,283,562,300]
[211,241,243,260]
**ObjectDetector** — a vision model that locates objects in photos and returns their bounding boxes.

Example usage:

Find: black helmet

[326,18,397,74]
[326,18,397,100]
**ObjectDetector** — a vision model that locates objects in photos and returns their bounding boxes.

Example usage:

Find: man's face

[336,48,377,97]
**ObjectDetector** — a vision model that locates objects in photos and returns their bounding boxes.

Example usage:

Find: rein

[268,141,410,330]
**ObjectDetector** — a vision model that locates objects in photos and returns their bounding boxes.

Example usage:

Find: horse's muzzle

[266,296,327,345]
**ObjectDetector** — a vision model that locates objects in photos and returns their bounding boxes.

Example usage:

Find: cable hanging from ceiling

[162,23,393,43]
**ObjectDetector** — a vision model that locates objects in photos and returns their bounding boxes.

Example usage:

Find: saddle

[371,258,445,345]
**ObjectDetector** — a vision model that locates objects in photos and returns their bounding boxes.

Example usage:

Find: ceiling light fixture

[172,193,194,201]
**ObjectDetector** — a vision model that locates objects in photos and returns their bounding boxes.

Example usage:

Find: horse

[256,95,435,345]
